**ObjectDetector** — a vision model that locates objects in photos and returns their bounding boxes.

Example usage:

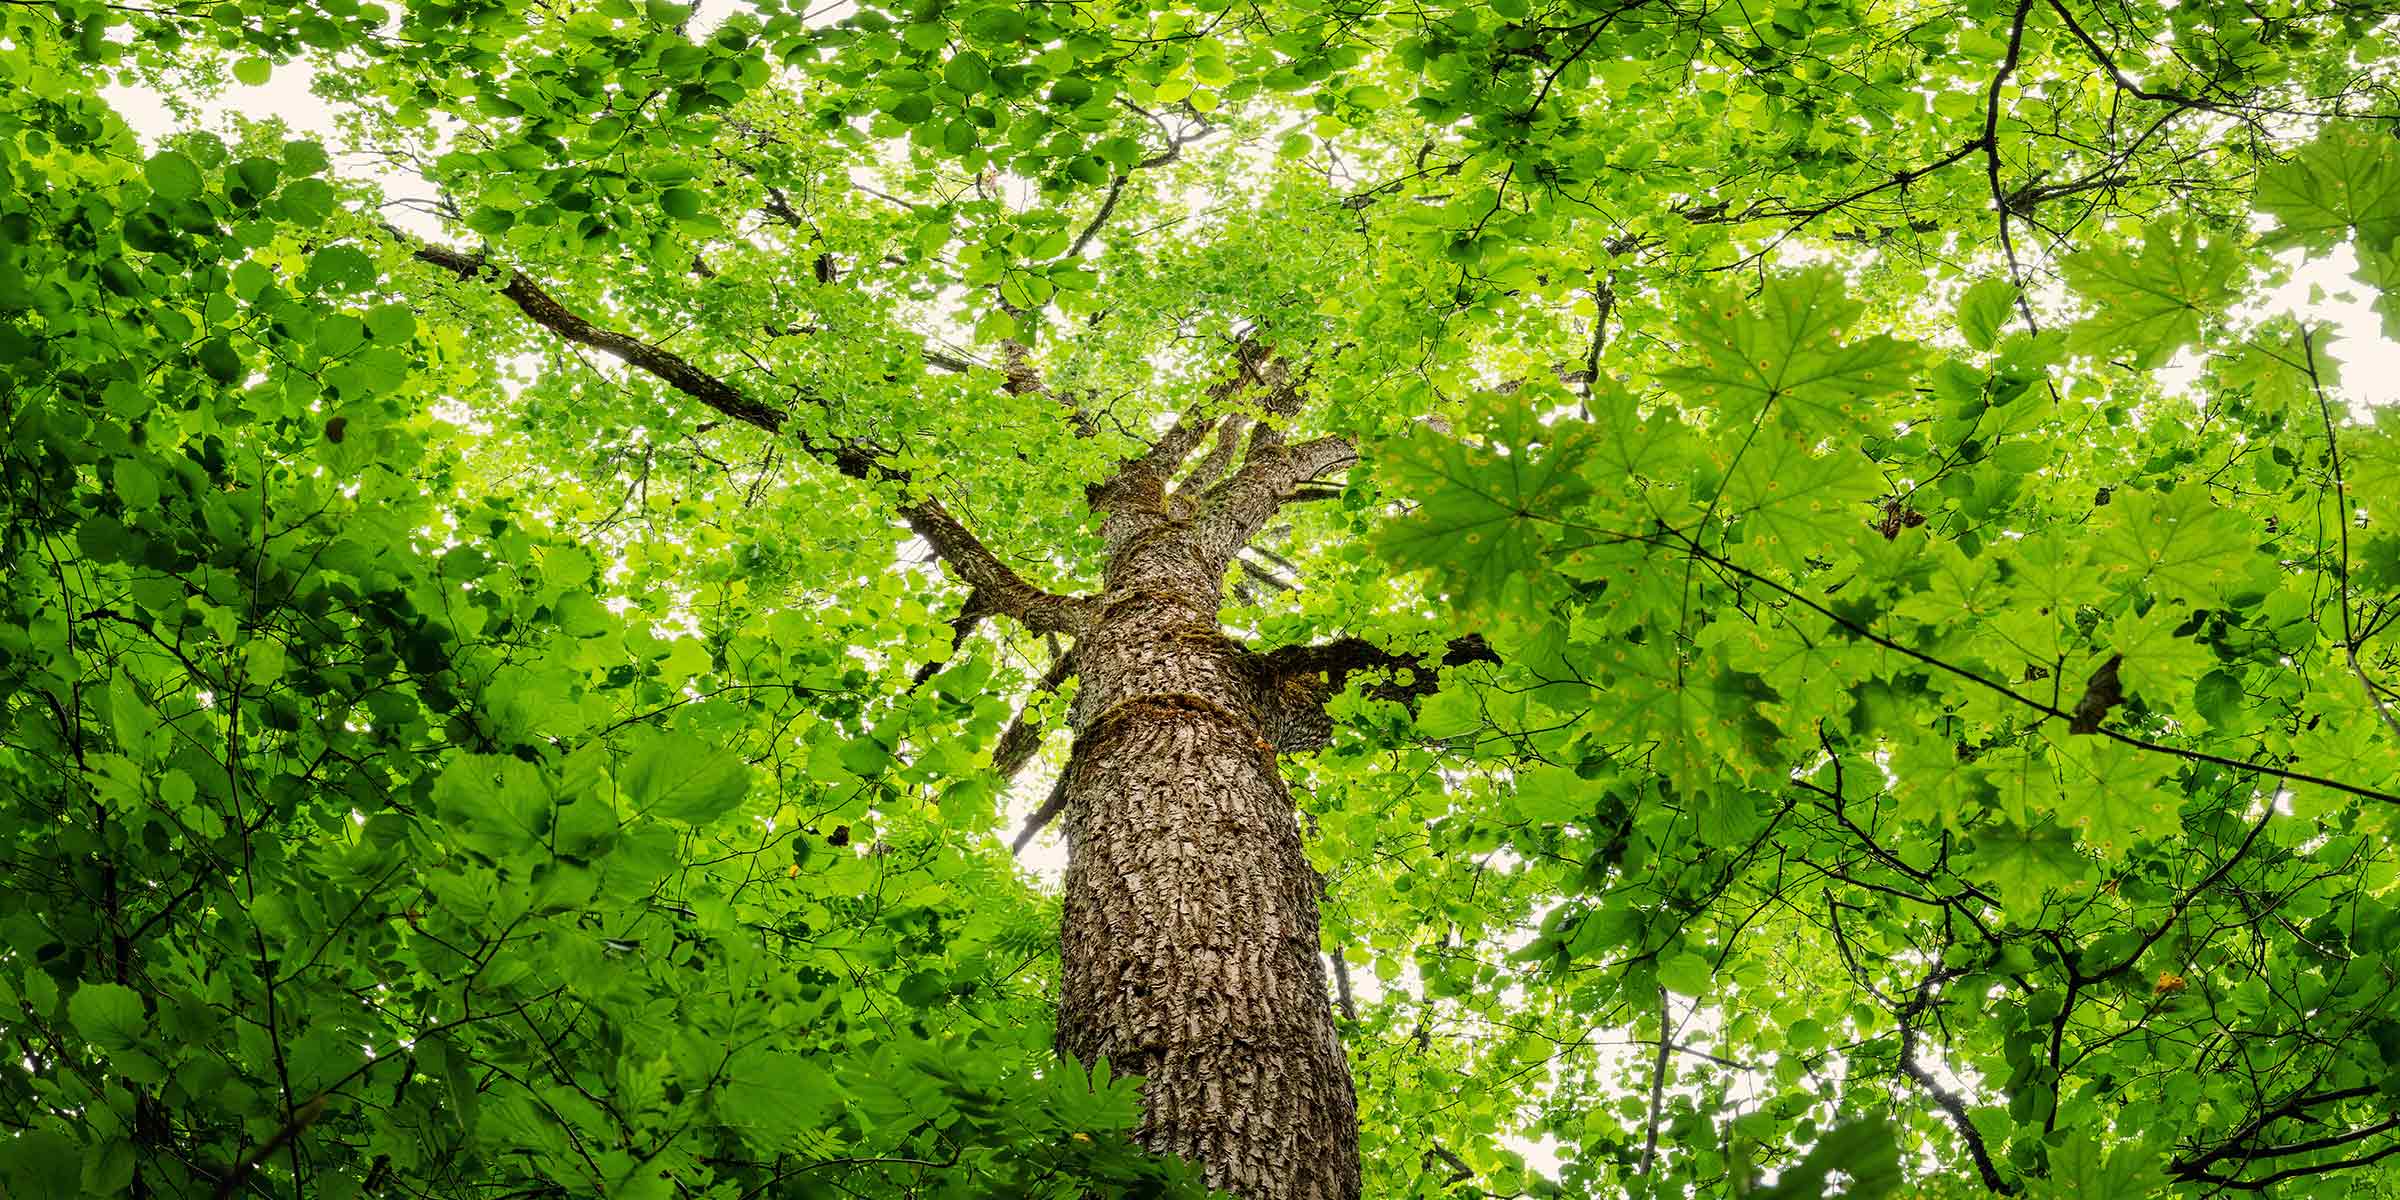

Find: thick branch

[411,241,789,434]
[911,590,992,688]
[1010,772,1071,854]
[991,651,1078,783]
[2173,1085,2386,1177]
[1168,416,1250,516]
[1091,339,1282,499]
[1261,634,1497,753]
[1198,432,1358,556]
[407,238,1087,635]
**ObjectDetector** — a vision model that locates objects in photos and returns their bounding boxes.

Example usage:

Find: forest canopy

[4,0,2400,1196]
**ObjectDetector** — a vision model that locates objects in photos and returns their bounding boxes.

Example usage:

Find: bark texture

[1058,528,1361,1200]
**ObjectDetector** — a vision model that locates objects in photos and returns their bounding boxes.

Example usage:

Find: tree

[4,0,2400,1195]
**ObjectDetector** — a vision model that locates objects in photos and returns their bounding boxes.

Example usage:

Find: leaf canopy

[3,0,2400,1196]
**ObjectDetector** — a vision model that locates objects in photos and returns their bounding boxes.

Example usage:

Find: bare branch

[1196,431,1358,556]
[1010,773,1071,854]
[2303,325,2400,745]
[1168,416,1250,515]
[911,589,994,689]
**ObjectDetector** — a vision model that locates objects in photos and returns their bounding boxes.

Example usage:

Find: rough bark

[1057,515,1360,1200]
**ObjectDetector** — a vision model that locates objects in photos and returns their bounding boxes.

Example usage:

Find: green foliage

[6,0,2400,1196]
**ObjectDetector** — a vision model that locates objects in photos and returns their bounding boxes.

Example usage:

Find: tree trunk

[1056,527,1361,1200]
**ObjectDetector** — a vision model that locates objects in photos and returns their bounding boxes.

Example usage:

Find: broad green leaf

[2254,122,2400,252]
[2092,487,2253,605]
[1656,268,1924,434]
[621,730,751,823]
[1891,734,1992,832]
[1379,396,1597,610]
[1968,820,2089,900]
[2053,737,2178,859]
[2104,604,2215,712]
[944,51,990,94]
[1657,950,1714,997]
[68,982,145,1052]
[1754,1119,1902,1200]
[1718,432,1881,573]
[142,151,202,199]
[1956,277,2020,351]
[2062,221,2241,369]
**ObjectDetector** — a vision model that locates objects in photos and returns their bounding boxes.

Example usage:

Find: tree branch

[1010,772,1071,853]
[991,650,1078,783]
[405,236,1088,635]
[911,589,993,688]
[1261,633,1497,753]
[2303,325,2400,745]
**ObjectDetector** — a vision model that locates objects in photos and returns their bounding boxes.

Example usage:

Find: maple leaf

[1379,396,1599,611]
[2052,735,2179,860]
[2103,604,2217,715]
[2092,487,2254,606]
[2254,121,2400,253]
[1967,819,2092,901]
[1582,380,1697,522]
[1717,431,1883,573]
[1725,608,1891,734]
[1656,267,1925,436]
[1580,635,1776,798]
[1890,734,1994,832]
[2062,220,2242,369]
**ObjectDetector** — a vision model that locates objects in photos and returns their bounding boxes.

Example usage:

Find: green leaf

[0,1129,80,1198]
[197,337,245,384]
[232,56,272,86]
[2254,121,2400,252]
[68,982,146,1052]
[715,1047,835,1153]
[1755,1119,1902,1200]
[1657,950,1713,996]
[282,139,330,175]
[2052,736,2178,860]
[1891,735,1991,832]
[1718,432,1880,572]
[621,730,750,823]
[142,151,203,200]
[365,303,417,343]
[1656,268,1924,435]
[2104,604,2215,712]
[1378,394,1597,611]
[2031,1133,2161,1199]
[280,176,338,225]
[659,187,705,219]
[1956,277,2020,351]
[944,51,990,94]
[1968,820,2089,901]
[2092,487,2252,605]
[112,460,159,509]
[2062,220,2241,369]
